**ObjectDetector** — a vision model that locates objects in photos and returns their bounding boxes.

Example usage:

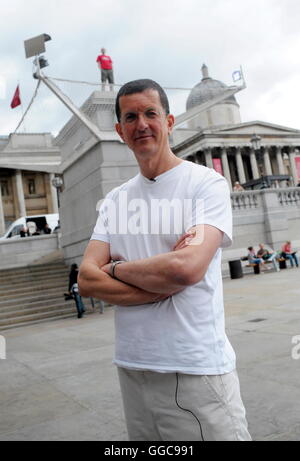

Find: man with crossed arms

[79,79,251,441]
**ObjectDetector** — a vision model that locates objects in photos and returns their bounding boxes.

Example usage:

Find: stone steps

[0,274,69,291]
[0,286,68,302]
[0,290,68,308]
[0,282,68,299]
[0,296,74,314]
[0,263,67,280]
[0,301,76,322]
[0,310,77,331]
[0,261,91,331]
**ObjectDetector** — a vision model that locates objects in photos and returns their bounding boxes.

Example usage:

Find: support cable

[47,75,193,92]
[13,80,41,134]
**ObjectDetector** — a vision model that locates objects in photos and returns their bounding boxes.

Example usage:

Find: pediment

[214,121,300,136]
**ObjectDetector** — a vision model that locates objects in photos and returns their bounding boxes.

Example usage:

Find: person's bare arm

[102,225,223,293]
[78,240,173,306]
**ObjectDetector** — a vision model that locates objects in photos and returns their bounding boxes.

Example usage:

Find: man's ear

[115,122,124,141]
[166,114,175,134]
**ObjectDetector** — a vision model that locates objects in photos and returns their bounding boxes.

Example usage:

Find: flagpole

[18,81,26,133]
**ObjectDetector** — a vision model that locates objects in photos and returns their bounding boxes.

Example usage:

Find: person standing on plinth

[96,47,114,91]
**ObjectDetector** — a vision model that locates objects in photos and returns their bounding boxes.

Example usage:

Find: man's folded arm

[78,240,171,306]
[103,225,223,293]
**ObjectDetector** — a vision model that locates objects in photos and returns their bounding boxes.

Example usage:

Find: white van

[0,214,59,240]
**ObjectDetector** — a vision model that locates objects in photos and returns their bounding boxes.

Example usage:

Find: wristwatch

[110,260,124,280]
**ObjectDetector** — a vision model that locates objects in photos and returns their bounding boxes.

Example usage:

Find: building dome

[186,64,241,129]
[186,64,239,110]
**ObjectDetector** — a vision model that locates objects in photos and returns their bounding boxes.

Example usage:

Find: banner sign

[295,156,300,180]
[212,158,223,176]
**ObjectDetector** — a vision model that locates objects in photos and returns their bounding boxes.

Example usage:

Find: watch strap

[111,260,124,280]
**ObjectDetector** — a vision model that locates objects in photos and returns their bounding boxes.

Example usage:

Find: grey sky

[1,0,300,136]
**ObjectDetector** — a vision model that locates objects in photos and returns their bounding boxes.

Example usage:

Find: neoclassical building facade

[0,133,60,235]
[171,65,300,190]
[0,66,299,264]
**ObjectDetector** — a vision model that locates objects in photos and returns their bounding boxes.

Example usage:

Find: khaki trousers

[118,368,252,441]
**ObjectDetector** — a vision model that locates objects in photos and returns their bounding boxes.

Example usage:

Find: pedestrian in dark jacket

[69,264,85,318]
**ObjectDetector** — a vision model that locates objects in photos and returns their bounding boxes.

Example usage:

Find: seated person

[247,246,268,271]
[27,221,37,236]
[20,225,29,237]
[233,181,244,192]
[257,243,280,272]
[281,241,299,268]
[43,223,52,234]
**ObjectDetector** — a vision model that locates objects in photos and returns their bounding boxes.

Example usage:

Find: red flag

[10,85,21,109]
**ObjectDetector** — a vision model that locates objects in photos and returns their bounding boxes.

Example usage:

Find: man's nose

[136,114,148,130]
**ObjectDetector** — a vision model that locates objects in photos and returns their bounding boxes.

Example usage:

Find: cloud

[1,0,300,136]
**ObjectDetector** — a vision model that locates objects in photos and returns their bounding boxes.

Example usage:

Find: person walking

[78,79,251,441]
[96,47,114,91]
[69,263,85,318]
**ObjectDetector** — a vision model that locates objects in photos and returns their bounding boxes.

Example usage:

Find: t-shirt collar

[139,161,187,185]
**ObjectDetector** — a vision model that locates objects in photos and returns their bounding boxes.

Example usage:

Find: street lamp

[250,134,267,189]
[51,176,63,208]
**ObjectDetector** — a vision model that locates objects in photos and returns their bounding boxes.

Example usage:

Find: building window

[0,180,9,197]
[28,179,36,195]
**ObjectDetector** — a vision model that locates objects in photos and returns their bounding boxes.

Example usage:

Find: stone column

[49,174,59,213]
[276,146,285,175]
[205,147,213,168]
[0,182,5,235]
[289,150,299,186]
[15,170,26,217]
[236,147,246,184]
[221,147,232,191]
[250,148,260,179]
[263,146,273,176]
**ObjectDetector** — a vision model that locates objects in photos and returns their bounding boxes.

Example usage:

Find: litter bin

[253,264,260,274]
[228,260,243,279]
[279,259,287,270]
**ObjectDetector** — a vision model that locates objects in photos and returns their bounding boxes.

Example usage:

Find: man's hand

[173,228,196,251]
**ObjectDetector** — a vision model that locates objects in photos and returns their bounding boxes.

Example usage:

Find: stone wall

[0,233,59,270]
[222,188,300,273]
[59,140,139,266]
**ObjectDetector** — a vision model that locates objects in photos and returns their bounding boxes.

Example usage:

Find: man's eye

[146,111,157,118]
[125,114,136,122]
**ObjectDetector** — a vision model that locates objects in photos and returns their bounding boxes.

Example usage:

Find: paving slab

[0,267,299,441]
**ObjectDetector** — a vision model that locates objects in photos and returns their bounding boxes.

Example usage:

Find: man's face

[115,89,174,158]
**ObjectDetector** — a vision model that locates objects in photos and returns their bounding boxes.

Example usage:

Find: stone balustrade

[231,191,261,211]
[231,187,300,211]
[277,188,300,206]
[228,187,300,255]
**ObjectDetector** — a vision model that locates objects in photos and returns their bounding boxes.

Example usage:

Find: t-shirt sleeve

[188,170,232,248]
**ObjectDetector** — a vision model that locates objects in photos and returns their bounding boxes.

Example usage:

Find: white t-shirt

[91,160,236,374]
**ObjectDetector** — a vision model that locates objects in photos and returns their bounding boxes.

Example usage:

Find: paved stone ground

[0,267,299,441]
